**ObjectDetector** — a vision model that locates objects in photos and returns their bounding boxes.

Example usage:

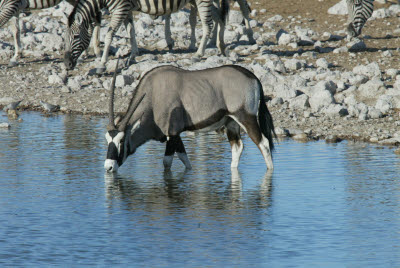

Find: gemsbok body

[104,64,276,172]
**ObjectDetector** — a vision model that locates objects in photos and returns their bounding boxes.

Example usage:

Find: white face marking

[105,132,125,155]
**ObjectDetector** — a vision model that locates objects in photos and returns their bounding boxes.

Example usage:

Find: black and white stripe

[0,0,100,66]
[64,0,214,72]
[346,0,374,37]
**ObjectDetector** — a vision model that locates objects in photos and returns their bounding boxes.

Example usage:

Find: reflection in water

[0,112,400,267]
[104,168,273,215]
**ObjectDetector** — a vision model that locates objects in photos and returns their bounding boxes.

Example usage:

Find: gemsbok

[104,64,276,172]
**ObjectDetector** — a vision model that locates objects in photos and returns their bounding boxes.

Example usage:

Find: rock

[309,87,335,112]
[276,30,298,46]
[368,108,383,119]
[328,0,347,15]
[357,78,386,100]
[48,74,65,85]
[0,122,10,128]
[325,135,341,143]
[321,104,349,117]
[289,94,310,110]
[67,79,81,91]
[274,83,300,101]
[347,39,367,51]
[270,97,284,106]
[293,133,308,141]
[116,75,133,87]
[386,69,399,78]
[275,127,289,136]
[353,62,381,78]
[316,58,329,69]
[268,15,283,22]
[284,59,305,71]
[264,55,286,73]
[375,95,393,114]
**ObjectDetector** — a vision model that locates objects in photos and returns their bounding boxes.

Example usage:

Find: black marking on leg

[175,136,186,154]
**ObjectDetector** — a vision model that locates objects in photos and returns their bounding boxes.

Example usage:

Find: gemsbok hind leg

[232,115,273,170]
[163,136,192,170]
[225,119,243,168]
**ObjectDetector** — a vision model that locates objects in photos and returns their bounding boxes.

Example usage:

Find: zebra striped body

[0,0,101,66]
[64,0,217,72]
[346,0,374,37]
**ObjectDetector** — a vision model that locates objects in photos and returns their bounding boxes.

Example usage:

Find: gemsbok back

[104,64,276,173]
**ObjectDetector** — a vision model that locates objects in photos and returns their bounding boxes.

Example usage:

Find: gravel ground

[0,0,400,150]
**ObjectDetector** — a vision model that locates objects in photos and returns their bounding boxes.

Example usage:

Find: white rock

[328,0,348,15]
[48,74,64,85]
[308,86,335,112]
[116,75,133,87]
[316,58,329,69]
[289,94,310,110]
[284,59,305,71]
[274,84,300,101]
[357,78,386,100]
[353,62,381,78]
[0,123,10,128]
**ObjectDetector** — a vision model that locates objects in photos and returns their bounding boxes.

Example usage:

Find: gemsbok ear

[130,120,141,135]
[75,13,84,25]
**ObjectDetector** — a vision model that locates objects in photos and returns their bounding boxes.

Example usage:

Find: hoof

[124,57,136,68]
[96,66,106,74]
[192,56,201,63]
[8,60,18,67]
[248,38,257,45]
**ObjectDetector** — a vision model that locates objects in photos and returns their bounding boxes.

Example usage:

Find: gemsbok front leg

[163,136,192,170]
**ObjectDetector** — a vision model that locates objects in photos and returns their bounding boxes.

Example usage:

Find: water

[1,112,399,267]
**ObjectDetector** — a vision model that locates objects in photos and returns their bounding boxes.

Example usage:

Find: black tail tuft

[258,88,276,151]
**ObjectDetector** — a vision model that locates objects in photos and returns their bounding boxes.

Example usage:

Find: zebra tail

[258,86,276,152]
[220,0,229,24]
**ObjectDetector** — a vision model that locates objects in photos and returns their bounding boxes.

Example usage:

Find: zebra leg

[10,15,21,66]
[164,14,174,51]
[189,3,198,51]
[98,7,128,73]
[237,0,255,44]
[226,119,243,168]
[216,0,227,56]
[125,13,138,66]
[175,136,192,170]
[194,0,213,60]
[93,23,101,58]
[208,2,219,47]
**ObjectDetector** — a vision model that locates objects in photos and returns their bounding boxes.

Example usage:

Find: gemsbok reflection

[104,63,276,173]
[104,169,273,213]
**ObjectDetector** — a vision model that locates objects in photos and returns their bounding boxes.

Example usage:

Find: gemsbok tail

[258,86,276,151]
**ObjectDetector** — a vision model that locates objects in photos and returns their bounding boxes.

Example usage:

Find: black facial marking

[107,142,119,160]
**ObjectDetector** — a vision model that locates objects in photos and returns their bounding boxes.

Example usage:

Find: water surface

[1,112,399,266]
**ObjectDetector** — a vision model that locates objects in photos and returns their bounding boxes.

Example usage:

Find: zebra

[346,0,374,37]
[0,0,101,66]
[64,0,225,73]
[104,63,276,173]
[161,0,254,52]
